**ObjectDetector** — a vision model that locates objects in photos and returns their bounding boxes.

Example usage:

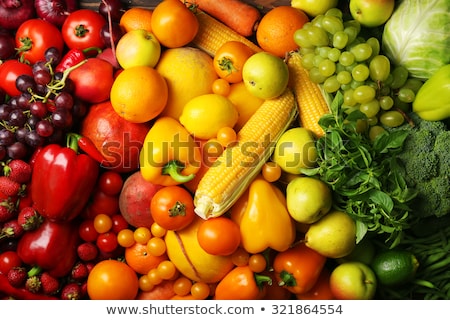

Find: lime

[371,249,419,287]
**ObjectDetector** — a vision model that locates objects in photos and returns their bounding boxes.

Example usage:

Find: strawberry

[71,262,89,281]
[3,159,32,184]
[0,176,21,197]
[60,283,82,300]
[17,206,43,231]
[77,242,99,262]
[1,219,24,240]
[7,267,28,288]
[40,272,60,296]
[25,275,41,293]
[0,200,16,223]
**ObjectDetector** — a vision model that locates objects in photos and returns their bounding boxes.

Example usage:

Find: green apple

[242,52,289,100]
[116,29,161,69]
[330,261,377,300]
[291,0,338,17]
[286,176,332,224]
[349,0,395,27]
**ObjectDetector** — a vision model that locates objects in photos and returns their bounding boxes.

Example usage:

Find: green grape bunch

[293,8,423,129]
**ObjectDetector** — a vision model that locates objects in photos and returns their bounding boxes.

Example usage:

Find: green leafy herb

[300,91,417,247]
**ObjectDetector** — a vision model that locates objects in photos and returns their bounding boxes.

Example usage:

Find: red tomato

[15,19,64,65]
[213,41,256,83]
[89,190,120,216]
[68,57,114,103]
[150,186,195,231]
[96,231,118,253]
[87,259,139,300]
[78,219,99,242]
[62,9,107,50]
[0,60,33,97]
[0,251,22,275]
[197,216,241,256]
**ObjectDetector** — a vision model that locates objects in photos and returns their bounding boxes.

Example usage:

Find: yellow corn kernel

[192,10,262,57]
[287,51,330,138]
[194,89,297,219]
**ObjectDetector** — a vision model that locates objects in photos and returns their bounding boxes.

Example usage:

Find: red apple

[80,100,150,173]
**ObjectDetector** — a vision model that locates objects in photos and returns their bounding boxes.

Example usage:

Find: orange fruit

[120,7,153,33]
[256,6,310,57]
[125,242,167,275]
[110,65,168,123]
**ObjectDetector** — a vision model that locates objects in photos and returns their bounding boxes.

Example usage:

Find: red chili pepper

[30,134,99,222]
[0,273,58,300]
[70,133,110,167]
[55,47,102,73]
[16,219,80,279]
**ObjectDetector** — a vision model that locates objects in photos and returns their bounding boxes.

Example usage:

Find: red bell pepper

[30,134,99,222]
[16,219,80,278]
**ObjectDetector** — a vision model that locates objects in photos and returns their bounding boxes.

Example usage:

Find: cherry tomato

[150,186,195,231]
[93,213,113,233]
[89,190,119,216]
[97,171,124,196]
[216,126,237,147]
[213,41,256,83]
[78,219,99,242]
[117,228,135,248]
[87,259,139,299]
[211,78,231,96]
[96,231,118,253]
[62,9,107,49]
[0,60,33,97]
[197,216,241,256]
[15,19,64,64]
[111,214,129,233]
[0,251,22,274]
[261,161,282,182]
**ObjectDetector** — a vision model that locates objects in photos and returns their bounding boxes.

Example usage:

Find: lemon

[180,93,239,140]
[371,249,419,287]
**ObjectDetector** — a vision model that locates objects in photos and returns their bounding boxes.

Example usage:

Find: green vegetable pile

[387,112,450,219]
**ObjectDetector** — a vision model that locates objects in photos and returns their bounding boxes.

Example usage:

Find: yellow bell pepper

[231,176,296,254]
[139,116,202,186]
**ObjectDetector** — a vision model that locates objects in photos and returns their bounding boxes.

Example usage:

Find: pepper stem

[277,270,297,287]
[254,273,273,289]
[162,160,195,183]
[66,133,80,153]
[27,266,42,277]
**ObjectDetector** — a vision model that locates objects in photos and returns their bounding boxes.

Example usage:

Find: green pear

[286,176,332,224]
[305,210,356,258]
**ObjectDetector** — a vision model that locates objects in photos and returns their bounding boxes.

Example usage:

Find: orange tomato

[150,186,196,231]
[213,41,256,83]
[87,260,139,300]
[197,216,241,256]
[151,0,199,48]
[125,242,168,275]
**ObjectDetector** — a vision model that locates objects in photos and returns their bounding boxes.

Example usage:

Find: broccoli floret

[387,113,450,218]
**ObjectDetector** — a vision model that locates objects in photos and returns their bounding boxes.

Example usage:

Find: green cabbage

[382,0,450,80]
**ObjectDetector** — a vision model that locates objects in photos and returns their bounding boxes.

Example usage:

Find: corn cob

[191,10,262,56]
[194,88,297,219]
[286,51,331,138]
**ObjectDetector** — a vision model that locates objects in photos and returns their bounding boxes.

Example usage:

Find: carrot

[184,0,261,37]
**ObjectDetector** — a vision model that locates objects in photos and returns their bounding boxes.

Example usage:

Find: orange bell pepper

[139,117,202,186]
[231,176,296,254]
[273,242,327,295]
[214,266,271,300]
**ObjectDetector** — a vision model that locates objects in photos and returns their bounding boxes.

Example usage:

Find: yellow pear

[305,210,356,258]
